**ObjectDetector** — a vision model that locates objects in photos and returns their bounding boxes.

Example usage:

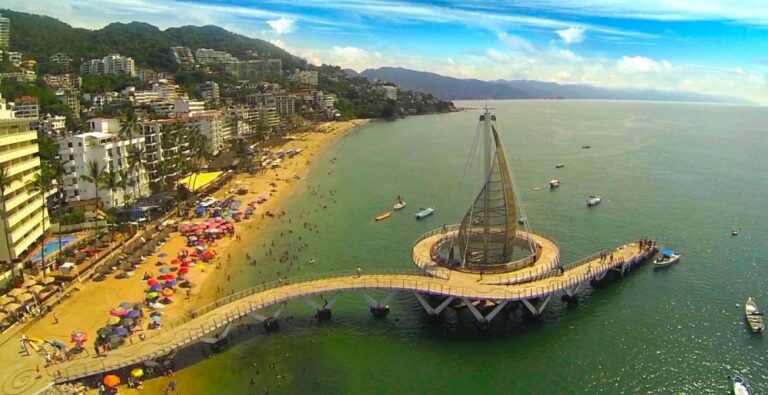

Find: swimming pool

[31,236,77,262]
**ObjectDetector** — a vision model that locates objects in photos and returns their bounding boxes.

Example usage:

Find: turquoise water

[152,101,768,394]
[32,236,76,262]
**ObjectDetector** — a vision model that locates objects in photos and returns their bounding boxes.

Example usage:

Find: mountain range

[354,67,752,105]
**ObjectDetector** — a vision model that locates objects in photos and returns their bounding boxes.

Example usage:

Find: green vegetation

[81,74,138,93]
[0,79,68,115]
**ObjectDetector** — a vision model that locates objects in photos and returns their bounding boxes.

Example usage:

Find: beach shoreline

[5,119,369,394]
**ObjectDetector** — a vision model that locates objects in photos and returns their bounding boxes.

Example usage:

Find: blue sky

[5,0,768,102]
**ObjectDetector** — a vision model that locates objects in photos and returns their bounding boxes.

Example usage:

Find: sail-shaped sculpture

[456,115,517,269]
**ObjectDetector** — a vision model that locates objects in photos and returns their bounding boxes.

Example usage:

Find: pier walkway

[17,240,656,388]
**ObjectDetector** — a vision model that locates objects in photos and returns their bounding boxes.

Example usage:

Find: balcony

[0,144,38,164]
[7,156,40,177]
[5,172,36,196]
[11,218,46,256]
[0,130,37,146]
[4,189,39,212]
[7,200,43,229]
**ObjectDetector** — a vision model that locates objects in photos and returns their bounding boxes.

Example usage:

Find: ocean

[148,100,768,394]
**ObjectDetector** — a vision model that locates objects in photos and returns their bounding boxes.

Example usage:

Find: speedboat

[518,216,527,224]
[586,195,601,207]
[394,196,406,210]
[416,207,434,219]
[582,145,591,149]
[555,163,565,169]
[733,375,753,395]
[732,228,740,236]
[745,297,765,334]
[653,249,680,268]
[375,211,391,221]
[549,179,560,189]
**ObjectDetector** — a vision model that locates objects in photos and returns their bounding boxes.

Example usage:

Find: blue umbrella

[149,284,162,292]
[112,327,129,337]
[164,279,178,287]
[150,315,161,322]
[118,302,132,309]
[159,267,171,274]
[125,309,141,319]
[158,252,168,258]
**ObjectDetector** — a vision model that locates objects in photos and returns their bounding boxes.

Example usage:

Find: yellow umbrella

[107,316,121,325]
[196,263,206,269]
[130,368,144,378]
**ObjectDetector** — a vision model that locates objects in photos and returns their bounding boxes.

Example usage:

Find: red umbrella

[178,267,189,274]
[161,273,175,280]
[146,278,159,286]
[170,258,180,265]
[70,332,87,343]
[110,307,128,317]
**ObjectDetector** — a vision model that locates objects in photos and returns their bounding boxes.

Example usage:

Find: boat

[733,375,753,395]
[586,195,601,207]
[732,228,740,236]
[416,207,434,219]
[582,145,591,149]
[375,211,391,221]
[518,217,527,224]
[745,297,765,334]
[653,249,680,268]
[549,179,560,189]
[394,195,406,210]
[555,163,565,168]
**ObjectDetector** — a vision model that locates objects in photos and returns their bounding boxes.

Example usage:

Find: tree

[0,165,22,284]
[99,168,120,208]
[79,160,106,248]
[26,163,54,272]
[126,145,145,199]
[49,158,67,258]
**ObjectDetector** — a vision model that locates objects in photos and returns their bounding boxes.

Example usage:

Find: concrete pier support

[304,294,340,321]
[463,299,509,327]
[561,281,584,304]
[362,291,397,318]
[521,294,552,320]
[249,304,285,333]
[413,292,454,321]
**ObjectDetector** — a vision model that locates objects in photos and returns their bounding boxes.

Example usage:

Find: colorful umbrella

[103,375,120,388]
[159,266,171,274]
[118,302,132,309]
[157,253,167,258]
[70,332,87,343]
[146,278,159,286]
[97,327,112,338]
[111,327,129,337]
[131,368,144,378]
[119,318,135,327]
[150,315,161,322]
[196,264,206,270]
[147,292,159,299]
[107,316,121,325]
[109,307,128,317]
[161,273,175,280]
[149,284,162,292]
[165,279,178,287]
[161,288,175,297]
[170,258,180,265]
[125,309,141,319]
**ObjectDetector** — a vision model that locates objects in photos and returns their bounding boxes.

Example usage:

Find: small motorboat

[582,145,591,149]
[586,195,601,207]
[394,195,406,210]
[375,211,391,221]
[518,216,527,224]
[653,249,680,268]
[549,179,560,189]
[733,375,753,395]
[745,297,765,334]
[416,207,434,219]
[555,163,565,169]
[732,228,741,236]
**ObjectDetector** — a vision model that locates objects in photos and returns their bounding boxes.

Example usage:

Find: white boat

[416,207,434,219]
[549,179,560,189]
[517,216,527,224]
[394,196,406,210]
[653,249,680,268]
[745,297,765,334]
[586,195,601,207]
[733,375,753,395]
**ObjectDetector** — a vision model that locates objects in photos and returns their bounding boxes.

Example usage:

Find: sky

[4,0,768,103]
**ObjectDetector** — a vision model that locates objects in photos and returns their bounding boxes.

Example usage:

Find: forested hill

[1,9,303,70]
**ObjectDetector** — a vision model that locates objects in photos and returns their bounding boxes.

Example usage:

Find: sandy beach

[9,119,368,392]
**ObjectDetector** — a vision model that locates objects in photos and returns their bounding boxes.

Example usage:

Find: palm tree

[27,163,54,273]
[117,169,131,209]
[49,158,67,258]
[79,160,106,249]
[188,131,211,194]
[0,164,21,284]
[118,108,140,141]
[126,145,145,199]
[99,169,120,209]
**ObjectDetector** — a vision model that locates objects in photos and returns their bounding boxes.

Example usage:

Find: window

[69,155,74,161]
[78,142,82,147]
[67,142,73,148]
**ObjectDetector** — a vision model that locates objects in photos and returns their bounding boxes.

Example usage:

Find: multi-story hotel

[0,14,9,50]
[80,54,136,77]
[0,94,49,267]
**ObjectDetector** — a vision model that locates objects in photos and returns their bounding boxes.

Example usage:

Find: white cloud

[266,17,296,35]
[556,27,585,44]
[485,48,512,63]
[618,56,667,72]
[497,32,535,53]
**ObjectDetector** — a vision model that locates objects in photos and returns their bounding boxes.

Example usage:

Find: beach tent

[103,375,120,388]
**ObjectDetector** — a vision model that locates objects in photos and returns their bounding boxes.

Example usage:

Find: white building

[173,98,205,116]
[12,96,39,119]
[195,48,237,65]
[0,14,9,50]
[40,114,67,138]
[379,85,398,100]
[141,119,192,190]
[59,132,149,208]
[152,82,182,101]
[80,54,136,77]
[6,51,22,67]
[0,93,49,267]
[200,81,220,104]
[87,118,121,134]
[49,53,71,68]
[294,70,318,87]
[170,46,195,68]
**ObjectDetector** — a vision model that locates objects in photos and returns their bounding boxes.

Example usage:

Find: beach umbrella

[125,309,141,319]
[187,236,198,242]
[177,268,188,276]
[146,278,159,286]
[107,335,123,348]
[119,318,135,327]
[21,279,37,288]
[146,292,159,299]
[157,252,167,258]
[161,273,175,280]
[111,327,129,337]
[7,288,25,297]
[149,284,162,292]
[107,316,121,325]
[97,327,112,338]
[15,293,34,303]
[0,296,14,306]
[171,258,180,265]
[150,315,161,323]
[196,263,206,270]
[149,311,162,318]
[161,288,175,297]
[149,302,165,309]
[3,303,21,313]
[165,279,178,287]
[40,277,55,285]
[119,302,133,309]
[109,307,128,317]
[195,246,205,251]
[159,266,171,274]
[70,332,87,344]
[103,375,120,388]
[131,368,144,378]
